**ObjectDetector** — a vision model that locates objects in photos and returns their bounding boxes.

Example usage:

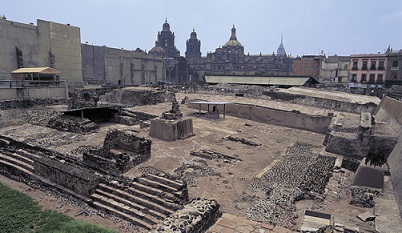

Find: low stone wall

[262,90,378,114]
[154,198,221,233]
[99,88,169,106]
[0,98,67,110]
[34,156,100,196]
[149,118,194,141]
[188,102,332,134]
[104,129,151,154]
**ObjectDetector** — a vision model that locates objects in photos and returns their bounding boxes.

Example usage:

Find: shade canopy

[11,67,61,75]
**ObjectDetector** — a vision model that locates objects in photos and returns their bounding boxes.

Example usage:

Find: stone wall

[375,96,402,135]
[0,18,82,86]
[99,87,168,106]
[81,44,164,86]
[188,102,332,134]
[262,90,378,114]
[154,198,221,233]
[0,98,67,110]
[47,115,99,133]
[68,87,116,109]
[34,156,100,196]
[149,118,194,141]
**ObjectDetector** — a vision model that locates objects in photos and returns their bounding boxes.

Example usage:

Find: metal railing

[0,80,67,89]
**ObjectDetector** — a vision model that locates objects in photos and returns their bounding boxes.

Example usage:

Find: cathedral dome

[223,25,243,48]
[162,19,170,32]
[149,41,165,56]
[190,29,197,39]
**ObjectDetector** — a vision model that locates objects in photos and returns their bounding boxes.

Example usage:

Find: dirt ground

[0,92,379,232]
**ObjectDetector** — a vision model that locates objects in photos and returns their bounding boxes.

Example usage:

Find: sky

[2,0,402,57]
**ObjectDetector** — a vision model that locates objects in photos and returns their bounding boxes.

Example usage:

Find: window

[362,60,368,70]
[392,60,399,67]
[377,74,383,83]
[352,60,358,70]
[378,60,385,70]
[370,60,376,70]
[369,74,375,83]
[351,74,357,82]
[361,74,367,83]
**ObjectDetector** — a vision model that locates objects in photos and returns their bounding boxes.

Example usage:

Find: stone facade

[81,44,164,86]
[0,18,83,87]
[34,156,100,196]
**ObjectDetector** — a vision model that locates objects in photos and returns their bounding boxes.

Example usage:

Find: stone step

[145,174,184,190]
[0,153,34,171]
[0,158,33,176]
[17,149,42,160]
[91,192,160,225]
[94,188,166,221]
[107,181,182,211]
[11,152,34,165]
[137,177,179,194]
[98,183,174,216]
[91,200,153,231]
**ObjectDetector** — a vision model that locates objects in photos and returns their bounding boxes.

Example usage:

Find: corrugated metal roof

[205,75,318,86]
[11,67,61,74]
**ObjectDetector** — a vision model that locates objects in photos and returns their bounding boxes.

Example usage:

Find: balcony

[391,66,399,71]
[378,67,385,70]
[370,66,376,70]
[361,66,367,70]
[352,66,358,70]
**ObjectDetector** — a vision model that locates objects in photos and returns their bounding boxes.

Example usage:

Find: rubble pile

[350,187,381,208]
[47,115,99,133]
[341,157,360,172]
[223,135,262,147]
[172,159,221,187]
[190,149,241,164]
[245,142,335,228]
[300,155,336,194]
[155,198,221,233]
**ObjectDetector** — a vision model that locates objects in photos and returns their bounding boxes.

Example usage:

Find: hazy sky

[2,0,402,57]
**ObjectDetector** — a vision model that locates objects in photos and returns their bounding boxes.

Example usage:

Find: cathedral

[185,25,294,80]
[150,20,294,84]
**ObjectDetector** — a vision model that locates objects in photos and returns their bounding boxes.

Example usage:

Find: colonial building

[348,53,387,88]
[185,25,294,80]
[0,18,83,87]
[149,20,190,84]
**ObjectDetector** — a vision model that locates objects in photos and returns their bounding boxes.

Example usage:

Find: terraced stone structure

[83,129,152,173]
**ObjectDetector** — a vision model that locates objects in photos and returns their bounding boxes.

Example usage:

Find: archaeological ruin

[0,85,402,232]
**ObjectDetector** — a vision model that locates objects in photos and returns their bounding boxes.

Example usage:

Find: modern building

[321,55,350,84]
[0,18,83,87]
[293,55,325,82]
[81,44,164,86]
[185,25,294,80]
[348,53,387,88]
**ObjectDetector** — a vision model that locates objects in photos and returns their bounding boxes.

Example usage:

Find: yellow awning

[11,67,61,74]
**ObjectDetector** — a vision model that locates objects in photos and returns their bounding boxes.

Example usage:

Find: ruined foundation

[83,129,151,173]
[155,198,221,233]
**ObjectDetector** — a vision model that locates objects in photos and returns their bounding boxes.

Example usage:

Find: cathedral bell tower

[185,28,201,60]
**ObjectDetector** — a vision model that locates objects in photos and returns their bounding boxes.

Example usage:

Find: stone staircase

[90,174,186,231]
[0,146,35,177]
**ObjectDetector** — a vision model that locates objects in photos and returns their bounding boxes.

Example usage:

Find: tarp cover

[11,67,61,74]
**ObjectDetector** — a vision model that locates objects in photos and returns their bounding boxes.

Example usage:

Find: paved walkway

[207,213,295,233]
